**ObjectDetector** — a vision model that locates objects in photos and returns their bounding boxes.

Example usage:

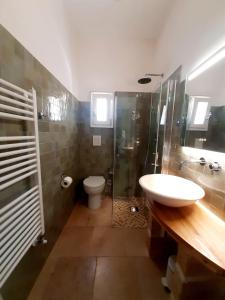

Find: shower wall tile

[0,25,79,300]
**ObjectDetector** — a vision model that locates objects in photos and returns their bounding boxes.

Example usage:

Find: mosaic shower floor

[112,197,148,229]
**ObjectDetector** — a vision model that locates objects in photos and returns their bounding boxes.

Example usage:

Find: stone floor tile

[93,257,169,300]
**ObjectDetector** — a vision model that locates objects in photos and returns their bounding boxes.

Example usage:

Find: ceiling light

[191,96,211,99]
[188,45,225,81]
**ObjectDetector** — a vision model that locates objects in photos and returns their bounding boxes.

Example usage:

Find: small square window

[90,92,114,128]
[193,101,208,125]
[187,97,211,131]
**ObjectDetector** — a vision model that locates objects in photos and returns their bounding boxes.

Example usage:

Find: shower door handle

[116,145,120,158]
[121,146,134,150]
[152,152,159,166]
[153,152,158,159]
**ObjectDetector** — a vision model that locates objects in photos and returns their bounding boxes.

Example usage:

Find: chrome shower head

[138,77,151,84]
[137,73,164,85]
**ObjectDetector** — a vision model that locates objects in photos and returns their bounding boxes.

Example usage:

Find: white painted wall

[76,36,156,101]
[0,0,79,97]
[154,0,225,81]
[2,0,225,101]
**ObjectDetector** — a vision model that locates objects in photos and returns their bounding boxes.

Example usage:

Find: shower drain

[130,206,139,213]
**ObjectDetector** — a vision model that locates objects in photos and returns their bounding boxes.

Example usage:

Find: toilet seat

[83,176,105,188]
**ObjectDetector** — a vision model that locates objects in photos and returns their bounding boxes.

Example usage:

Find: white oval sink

[139,174,205,207]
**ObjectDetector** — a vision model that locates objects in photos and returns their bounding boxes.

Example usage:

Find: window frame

[187,96,211,131]
[90,92,114,128]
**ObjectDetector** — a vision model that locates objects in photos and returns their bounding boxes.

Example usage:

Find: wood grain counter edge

[150,201,225,276]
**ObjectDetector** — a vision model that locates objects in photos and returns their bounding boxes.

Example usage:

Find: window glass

[90,92,114,128]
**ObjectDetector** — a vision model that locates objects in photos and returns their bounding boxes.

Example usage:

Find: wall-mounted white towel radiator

[0,78,45,288]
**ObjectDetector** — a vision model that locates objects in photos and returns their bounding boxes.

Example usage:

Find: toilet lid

[83,176,105,187]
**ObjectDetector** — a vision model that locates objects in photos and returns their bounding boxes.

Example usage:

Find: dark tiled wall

[0,26,79,299]
[78,102,114,180]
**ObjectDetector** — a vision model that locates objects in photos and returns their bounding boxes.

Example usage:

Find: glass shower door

[145,87,162,174]
[114,92,140,199]
[112,90,163,228]
[113,92,154,200]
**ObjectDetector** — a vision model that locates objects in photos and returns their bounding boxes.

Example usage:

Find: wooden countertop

[151,201,225,276]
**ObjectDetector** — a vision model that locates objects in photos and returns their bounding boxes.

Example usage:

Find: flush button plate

[93,135,101,146]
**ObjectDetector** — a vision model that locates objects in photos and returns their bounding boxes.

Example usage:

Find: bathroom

[0,0,225,299]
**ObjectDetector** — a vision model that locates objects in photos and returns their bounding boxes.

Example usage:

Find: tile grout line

[49,255,151,259]
[92,256,98,300]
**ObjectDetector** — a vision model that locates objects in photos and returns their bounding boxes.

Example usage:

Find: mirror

[183,49,225,152]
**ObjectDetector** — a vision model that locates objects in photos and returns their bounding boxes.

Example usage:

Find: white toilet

[83,176,105,209]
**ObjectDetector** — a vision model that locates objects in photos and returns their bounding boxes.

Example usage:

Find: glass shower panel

[157,82,168,173]
[144,87,162,174]
[113,92,151,199]
[113,90,164,200]
[161,67,181,173]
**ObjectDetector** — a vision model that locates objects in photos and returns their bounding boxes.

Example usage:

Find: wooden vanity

[148,201,225,299]
[151,201,225,276]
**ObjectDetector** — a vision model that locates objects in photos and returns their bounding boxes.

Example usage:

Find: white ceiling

[64,0,175,39]
[187,57,225,105]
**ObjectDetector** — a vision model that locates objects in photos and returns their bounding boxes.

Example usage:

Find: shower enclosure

[113,91,162,200]
[113,67,182,201]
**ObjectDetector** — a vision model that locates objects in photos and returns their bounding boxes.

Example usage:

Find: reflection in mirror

[184,46,225,152]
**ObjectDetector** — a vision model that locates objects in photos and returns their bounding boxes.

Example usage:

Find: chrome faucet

[179,157,206,170]
[209,162,221,172]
